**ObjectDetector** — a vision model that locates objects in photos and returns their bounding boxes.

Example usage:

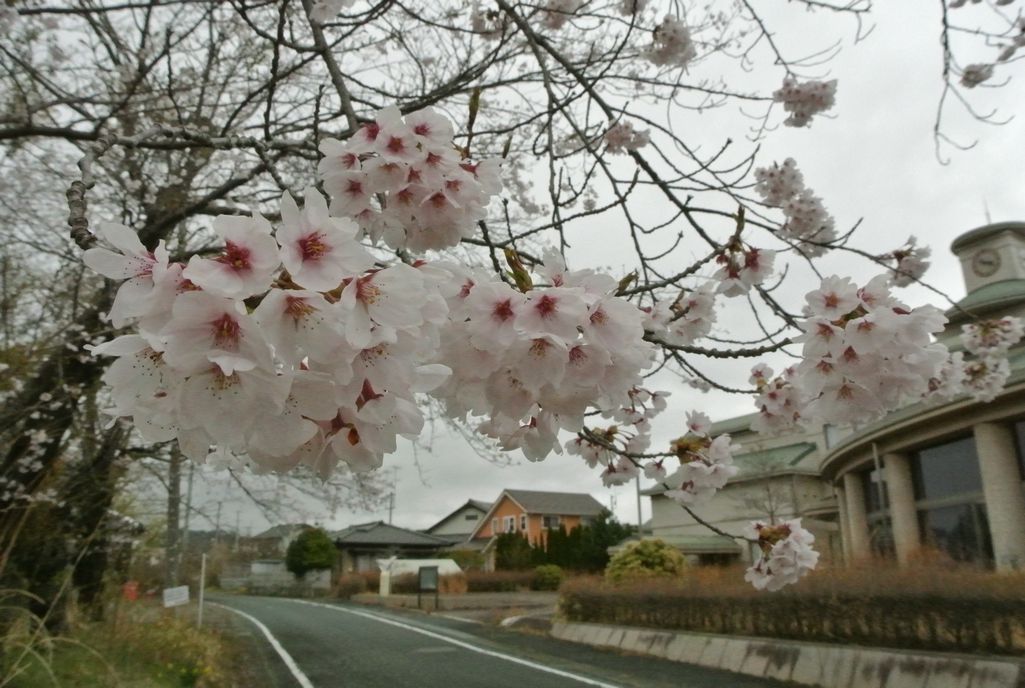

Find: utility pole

[180,461,195,574]
[635,474,644,536]
[387,492,394,525]
[164,446,182,587]
[213,502,222,545]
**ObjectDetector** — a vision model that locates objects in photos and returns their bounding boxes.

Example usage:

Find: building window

[918,503,992,565]
[543,515,561,529]
[503,515,515,532]
[1011,420,1025,479]
[465,513,479,521]
[911,436,983,501]
[491,518,498,534]
[858,464,894,558]
[911,436,992,566]
[520,514,527,530]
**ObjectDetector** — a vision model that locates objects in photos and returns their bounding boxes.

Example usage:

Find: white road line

[209,602,316,688]
[290,599,622,688]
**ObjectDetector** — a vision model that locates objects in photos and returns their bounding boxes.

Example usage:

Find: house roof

[504,489,606,516]
[253,523,312,539]
[470,489,606,539]
[424,498,491,534]
[332,521,452,548]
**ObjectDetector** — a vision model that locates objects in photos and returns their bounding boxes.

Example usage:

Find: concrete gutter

[551,621,1025,688]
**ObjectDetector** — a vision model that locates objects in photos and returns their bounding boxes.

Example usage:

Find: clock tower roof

[950,221,1025,255]
[944,221,1025,331]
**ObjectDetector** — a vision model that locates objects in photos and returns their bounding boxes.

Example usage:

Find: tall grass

[560,557,1025,655]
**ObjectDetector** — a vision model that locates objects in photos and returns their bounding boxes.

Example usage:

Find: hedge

[560,580,1025,656]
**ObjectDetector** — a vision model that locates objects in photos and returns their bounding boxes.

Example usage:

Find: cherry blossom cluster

[431,250,656,463]
[659,412,740,505]
[566,387,669,486]
[886,236,931,287]
[82,191,455,478]
[318,107,501,253]
[604,120,650,154]
[309,0,355,24]
[792,275,948,426]
[930,317,1025,402]
[644,16,698,67]
[961,317,1024,356]
[772,77,837,128]
[750,363,803,435]
[619,0,650,14]
[542,0,582,30]
[713,242,776,297]
[754,159,836,256]
[643,282,717,346]
[471,4,505,38]
[744,519,819,591]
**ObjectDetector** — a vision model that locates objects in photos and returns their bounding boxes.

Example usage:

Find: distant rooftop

[333,521,452,548]
[252,523,312,539]
[503,489,606,516]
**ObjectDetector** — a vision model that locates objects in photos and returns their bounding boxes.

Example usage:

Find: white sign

[162,585,190,608]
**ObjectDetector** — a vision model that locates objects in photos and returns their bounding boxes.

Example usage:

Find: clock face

[972,248,1001,277]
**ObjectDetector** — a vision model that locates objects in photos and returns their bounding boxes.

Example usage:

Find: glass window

[503,515,515,532]
[543,515,561,529]
[491,518,498,534]
[861,466,888,514]
[464,513,479,521]
[520,514,527,530]
[919,503,993,564]
[1012,420,1025,479]
[911,437,982,501]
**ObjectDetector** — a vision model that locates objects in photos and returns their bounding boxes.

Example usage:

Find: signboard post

[197,553,207,628]
[417,565,439,611]
[162,585,189,609]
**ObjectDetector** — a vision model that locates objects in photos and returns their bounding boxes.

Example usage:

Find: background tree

[0,0,1021,622]
[285,527,336,579]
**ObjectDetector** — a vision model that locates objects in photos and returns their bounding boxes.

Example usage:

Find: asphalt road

[211,595,787,688]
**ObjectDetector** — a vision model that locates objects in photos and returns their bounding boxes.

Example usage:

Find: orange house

[470,489,607,548]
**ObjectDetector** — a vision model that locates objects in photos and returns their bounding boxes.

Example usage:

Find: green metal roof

[661,535,742,554]
[946,279,1025,324]
[950,221,1025,254]
[733,442,817,474]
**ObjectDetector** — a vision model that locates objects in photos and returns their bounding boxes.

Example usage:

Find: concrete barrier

[549,621,1025,688]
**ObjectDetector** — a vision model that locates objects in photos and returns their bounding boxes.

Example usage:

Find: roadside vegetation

[1,596,233,687]
[561,556,1025,656]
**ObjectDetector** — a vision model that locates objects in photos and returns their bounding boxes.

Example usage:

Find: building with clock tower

[643,222,1025,573]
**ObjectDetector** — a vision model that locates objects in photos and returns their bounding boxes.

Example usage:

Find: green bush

[604,539,686,584]
[532,565,564,591]
[285,528,336,578]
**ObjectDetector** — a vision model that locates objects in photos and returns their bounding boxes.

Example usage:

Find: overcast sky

[166,2,1025,537]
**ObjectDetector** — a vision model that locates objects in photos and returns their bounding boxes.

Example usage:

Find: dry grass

[559,556,1025,655]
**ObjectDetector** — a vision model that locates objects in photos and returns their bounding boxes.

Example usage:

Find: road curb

[550,621,1025,688]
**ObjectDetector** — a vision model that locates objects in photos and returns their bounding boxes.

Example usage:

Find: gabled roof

[253,523,312,539]
[332,521,452,548]
[471,489,606,539]
[504,490,606,516]
[424,498,491,534]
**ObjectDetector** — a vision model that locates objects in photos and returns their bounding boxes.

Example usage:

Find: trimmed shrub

[285,528,336,578]
[532,565,564,591]
[334,574,368,599]
[561,564,1025,656]
[465,570,535,592]
[604,539,686,584]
